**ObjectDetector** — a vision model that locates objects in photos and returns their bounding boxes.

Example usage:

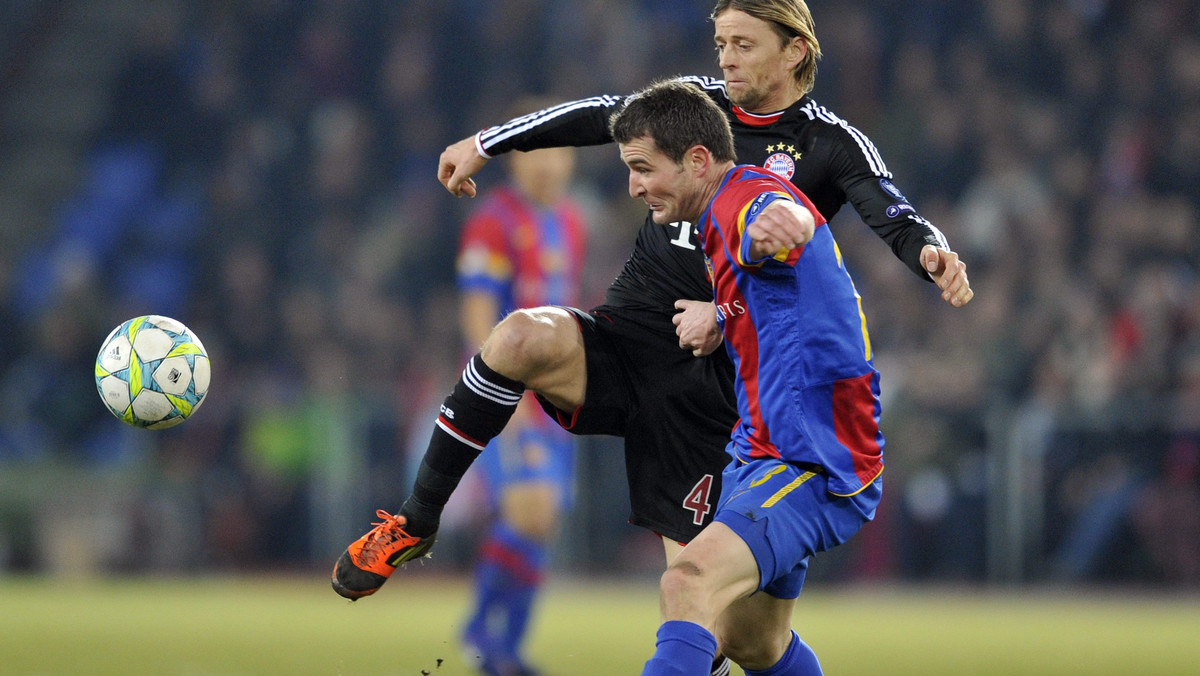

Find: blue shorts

[475,401,575,511]
[712,458,881,599]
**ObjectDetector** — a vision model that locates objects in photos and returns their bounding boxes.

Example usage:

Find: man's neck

[739,86,805,115]
[691,161,737,221]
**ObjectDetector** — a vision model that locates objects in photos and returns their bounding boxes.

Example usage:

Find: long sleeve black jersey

[474,75,950,319]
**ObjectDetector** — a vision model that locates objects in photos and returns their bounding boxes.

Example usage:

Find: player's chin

[649,208,675,225]
[727,85,762,110]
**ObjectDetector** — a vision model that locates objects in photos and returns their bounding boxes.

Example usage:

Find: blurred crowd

[0,0,1197,587]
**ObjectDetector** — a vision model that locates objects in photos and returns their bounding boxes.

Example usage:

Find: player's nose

[717,46,735,70]
[628,171,644,198]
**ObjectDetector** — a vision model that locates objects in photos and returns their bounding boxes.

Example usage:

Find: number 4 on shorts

[683,474,715,526]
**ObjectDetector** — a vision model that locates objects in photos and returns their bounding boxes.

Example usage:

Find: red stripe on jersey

[727,286,779,459]
[832,372,884,487]
[731,105,785,126]
[705,188,778,460]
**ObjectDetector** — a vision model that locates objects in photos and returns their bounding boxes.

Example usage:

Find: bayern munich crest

[763,143,801,179]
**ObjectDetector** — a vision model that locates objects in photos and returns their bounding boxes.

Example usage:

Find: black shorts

[536,305,737,543]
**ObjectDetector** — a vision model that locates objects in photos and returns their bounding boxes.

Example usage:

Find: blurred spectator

[1132,438,1200,586]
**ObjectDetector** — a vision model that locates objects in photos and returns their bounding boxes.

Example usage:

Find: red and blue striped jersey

[457,185,587,313]
[698,165,884,496]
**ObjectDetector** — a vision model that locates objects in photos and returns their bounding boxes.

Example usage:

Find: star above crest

[765,143,802,160]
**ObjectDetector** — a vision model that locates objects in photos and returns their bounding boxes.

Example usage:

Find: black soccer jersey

[475,76,949,318]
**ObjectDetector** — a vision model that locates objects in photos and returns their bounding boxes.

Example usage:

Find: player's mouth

[645,200,671,219]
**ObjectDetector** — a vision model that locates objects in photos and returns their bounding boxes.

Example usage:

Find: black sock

[400,354,524,536]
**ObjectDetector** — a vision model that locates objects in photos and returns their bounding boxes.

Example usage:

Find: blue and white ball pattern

[95,315,211,429]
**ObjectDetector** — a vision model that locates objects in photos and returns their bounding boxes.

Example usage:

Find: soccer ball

[94,315,211,429]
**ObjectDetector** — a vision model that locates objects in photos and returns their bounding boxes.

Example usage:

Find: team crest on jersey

[763,143,802,179]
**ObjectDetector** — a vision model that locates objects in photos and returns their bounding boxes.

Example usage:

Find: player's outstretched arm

[673,299,724,357]
[920,245,974,307]
[438,136,488,198]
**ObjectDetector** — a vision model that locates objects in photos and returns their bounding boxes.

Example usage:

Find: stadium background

[0,0,1198,673]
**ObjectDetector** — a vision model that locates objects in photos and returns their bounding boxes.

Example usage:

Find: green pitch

[1,575,1197,675]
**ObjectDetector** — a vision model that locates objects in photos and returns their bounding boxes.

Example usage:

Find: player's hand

[920,245,974,307]
[437,136,488,197]
[747,200,815,259]
[673,300,723,357]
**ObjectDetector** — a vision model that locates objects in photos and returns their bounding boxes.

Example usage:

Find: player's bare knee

[484,308,574,375]
[660,559,709,606]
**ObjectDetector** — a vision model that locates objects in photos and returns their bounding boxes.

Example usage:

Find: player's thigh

[533,307,632,437]
[715,593,797,670]
[660,522,760,623]
[481,305,586,408]
[661,536,686,566]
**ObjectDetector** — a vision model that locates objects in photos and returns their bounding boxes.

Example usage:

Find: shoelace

[358,509,414,566]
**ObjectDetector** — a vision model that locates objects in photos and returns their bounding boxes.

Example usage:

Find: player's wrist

[473,131,493,159]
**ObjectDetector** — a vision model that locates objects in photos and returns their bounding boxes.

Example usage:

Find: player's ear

[686,144,711,173]
[786,37,807,70]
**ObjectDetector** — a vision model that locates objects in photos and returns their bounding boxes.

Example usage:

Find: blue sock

[462,558,502,656]
[464,521,547,666]
[744,631,822,676]
[642,621,718,676]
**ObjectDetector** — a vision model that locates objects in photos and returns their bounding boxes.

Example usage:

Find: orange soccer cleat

[331,509,436,600]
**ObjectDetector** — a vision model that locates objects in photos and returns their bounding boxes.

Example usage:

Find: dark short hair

[609,79,736,164]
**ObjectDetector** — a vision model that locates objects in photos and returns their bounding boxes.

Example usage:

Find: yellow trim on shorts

[762,469,819,508]
[827,466,885,498]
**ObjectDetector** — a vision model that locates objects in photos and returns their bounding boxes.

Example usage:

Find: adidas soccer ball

[94,315,211,429]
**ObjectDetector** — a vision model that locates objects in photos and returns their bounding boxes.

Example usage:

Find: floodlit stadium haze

[1,1,1198,674]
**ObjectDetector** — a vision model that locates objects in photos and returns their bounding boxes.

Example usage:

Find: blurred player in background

[454,98,588,676]
[613,78,882,676]
[334,2,971,674]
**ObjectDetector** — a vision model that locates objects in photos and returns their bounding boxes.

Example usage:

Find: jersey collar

[730,94,811,126]
[730,105,785,126]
